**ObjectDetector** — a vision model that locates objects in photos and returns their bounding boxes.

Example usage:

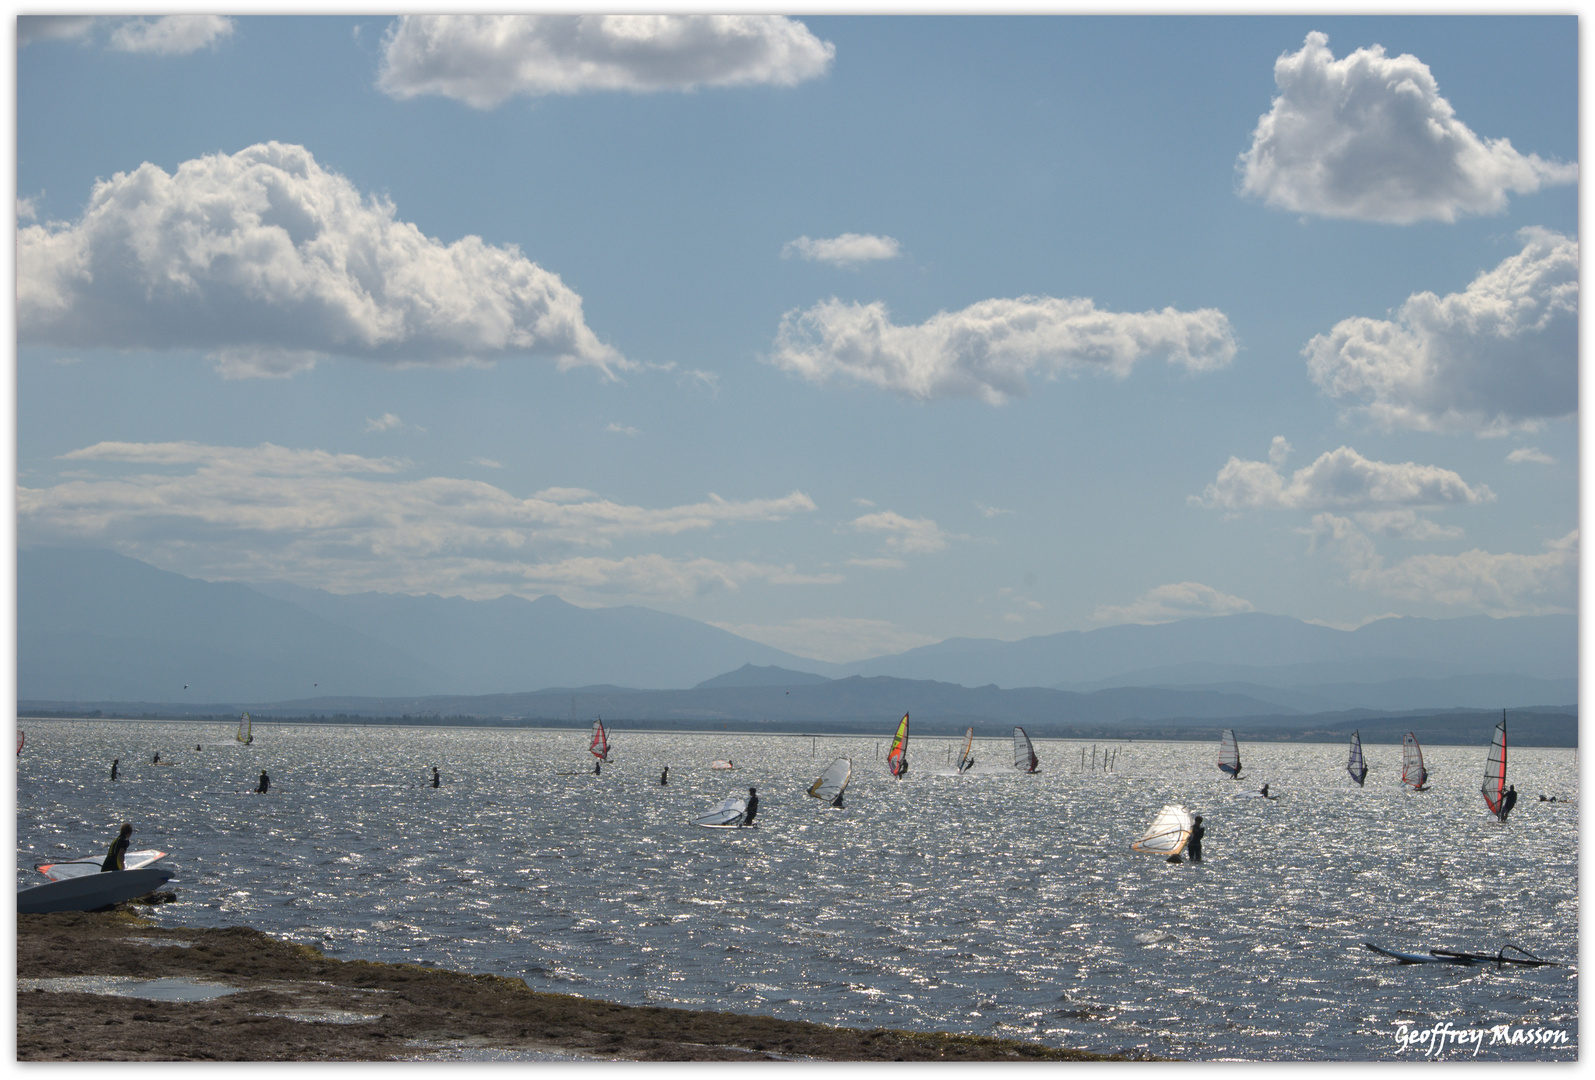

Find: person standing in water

[255,770,270,794]
[1259,783,1271,798]
[1187,816,1205,863]
[660,766,669,786]
[743,787,759,826]
[152,751,161,764]
[594,760,601,776]
[110,759,119,781]
[101,823,134,872]
[432,766,440,788]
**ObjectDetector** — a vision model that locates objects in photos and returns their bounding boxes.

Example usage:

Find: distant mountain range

[17,548,1578,727]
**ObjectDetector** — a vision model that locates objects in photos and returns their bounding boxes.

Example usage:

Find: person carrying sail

[101,823,134,872]
[743,787,759,826]
[1499,784,1517,821]
[255,770,270,794]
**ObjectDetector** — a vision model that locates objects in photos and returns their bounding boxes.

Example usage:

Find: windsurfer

[830,791,844,808]
[1259,783,1270,798]
[152,752,160,764]
[1499,785,1517,821]
[743,787,759,826]
[255,771,270,794]
[660,766,669,786]
[110,759,119,781]
[1187,816,1204,862]
[432,766,440,788]
[101,823,133,872]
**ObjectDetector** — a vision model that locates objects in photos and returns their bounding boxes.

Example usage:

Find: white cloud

[109,16,234,55]
[364,413,405,433]
[1092,582,1255,625]
[782,233,902,267]
[1507,447,1556,465]
[1304,229,1576,434]
[851,511,952,554]
[18,16,98,45]
[712,617,936,664]
[19,441,825,602]
[1196,443,1492,511]
[771,296,1236,404]
[846,556,906,570]
[1239,32,1575,223]
[606,423,640,437]
[469,457,504,469]
[17,142,624,379]
[17,196,38,222]
[377,14,834,108]
[1309,514,1576,614]
[975,502,1012,518]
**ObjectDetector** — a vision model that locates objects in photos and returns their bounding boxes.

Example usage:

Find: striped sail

[886,713,909,778]
[1346,730,1367,786]
[1218,729,1241,778]
[590,718,610,761]
[1013,726,1038,773]
[955,727,975,774]
[1401,733,1428,790]
[1481,716,1508,817]
[1131,804,1193,857]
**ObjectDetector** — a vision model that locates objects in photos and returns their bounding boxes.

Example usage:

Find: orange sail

[886,713,909,778]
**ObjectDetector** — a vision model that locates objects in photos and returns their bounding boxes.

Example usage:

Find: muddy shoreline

[18,908,1149,1061]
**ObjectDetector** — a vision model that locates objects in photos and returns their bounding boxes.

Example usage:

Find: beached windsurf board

[18,868,173,914]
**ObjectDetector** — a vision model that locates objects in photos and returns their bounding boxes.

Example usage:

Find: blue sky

[12,14,1579,663]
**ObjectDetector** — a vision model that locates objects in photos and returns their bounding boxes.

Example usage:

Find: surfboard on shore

[18,867,173,914]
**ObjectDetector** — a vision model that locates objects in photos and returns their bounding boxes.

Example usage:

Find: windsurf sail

[692,796,747,827]
[1013,726,1039,773]
[37,849,167,881]
[1218,729,1241,778]
[710,759,734,770]
[1346,730,1367,786]
[1131,804,1193,857]
[16,730,23,755]
[886,713,909,778]
[807,757,852,802]
[1401,733,1428,790]
[590,718,610,761]
[1482,714,1508,817]
[955,727,975,773]
[235,712,253,744]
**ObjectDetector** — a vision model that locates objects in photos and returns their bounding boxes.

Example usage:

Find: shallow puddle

[18,975,240,1001]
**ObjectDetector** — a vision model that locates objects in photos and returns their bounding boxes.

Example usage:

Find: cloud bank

[1239,32,1575,223]
[378,14,834,108]
[1304,228,1577,433]
[1197,443,1492,512]
[783,233,902,267]
[19,441,827,602]
[772,296,1236,403]
[1092,582,1255,625]
[20,15,233,54]
[18,142,623,379]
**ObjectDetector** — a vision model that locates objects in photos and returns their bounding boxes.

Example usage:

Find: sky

[10,12,1580,665]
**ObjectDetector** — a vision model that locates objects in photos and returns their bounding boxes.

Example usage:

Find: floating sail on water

[590,718,611,761]
[1346,730,1367,786]
[1481,714,1508,818]
[807,757,851,803]
[955,727,975,774]
[1401,733,1428,790]
[886,713,909,778]
[235,713,253,745]
[1013,726,1039,773]
[1131,804,1194,858]
[710,759,734,770]
[692,796,747,828]
[1218,729,1242,778]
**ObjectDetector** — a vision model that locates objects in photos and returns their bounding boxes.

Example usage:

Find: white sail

[955,727,975,773]
[1013,727,1038,772]
[692,796,747,828]
[1131,804,1193,857]
[807,757,851,802]
[1218,729,1241,778]
[1346,731,1367,786]
[1481,716,1508,816]
[37,850,167,881]
[235,712,252,744]
[1401,732,1428,790]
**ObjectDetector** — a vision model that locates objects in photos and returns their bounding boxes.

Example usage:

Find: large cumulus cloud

[18,142,623,378]
[1304,228,1577,433]
[378,14,834,108]
[1239,32,1574,223]
[771,296,1236,404]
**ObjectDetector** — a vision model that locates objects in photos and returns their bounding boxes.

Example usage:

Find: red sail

[1481,717,1508,816]
[886,713,909,777]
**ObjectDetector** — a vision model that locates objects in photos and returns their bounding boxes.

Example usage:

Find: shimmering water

[15,720,1578,1060]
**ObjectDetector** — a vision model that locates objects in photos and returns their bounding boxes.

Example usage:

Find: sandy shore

[17,906,1147,1061]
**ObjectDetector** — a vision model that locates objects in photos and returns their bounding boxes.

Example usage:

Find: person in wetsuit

[152,751,160,764]
[1259,783,1270,798]
[110,759,119,781]
[101,823,133,872]
[660,766,669,786]
[1499,785,1518,821]
[1187,816,1205,863]
[743,787,759,826]
[432,766,440,788]
[594,760,601,776]
[831,790,844,808]
[255,770,270,794]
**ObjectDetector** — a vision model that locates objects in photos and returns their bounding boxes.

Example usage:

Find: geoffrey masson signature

[1393,1021,1571,1057]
